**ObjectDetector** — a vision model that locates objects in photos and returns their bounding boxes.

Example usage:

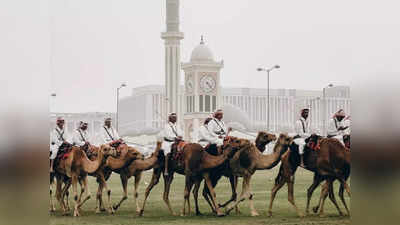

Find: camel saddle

[172,141,189,163]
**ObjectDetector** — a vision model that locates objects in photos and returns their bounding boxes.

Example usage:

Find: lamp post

[116,83,127,132]
[323,84,333,135]
[257,65,280,131]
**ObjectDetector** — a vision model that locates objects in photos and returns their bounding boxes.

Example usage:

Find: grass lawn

[50,167,350,225]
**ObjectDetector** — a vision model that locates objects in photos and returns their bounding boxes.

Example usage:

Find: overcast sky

[47,0,400,113]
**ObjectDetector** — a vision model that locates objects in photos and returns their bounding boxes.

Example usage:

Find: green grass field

[49,167,350,225]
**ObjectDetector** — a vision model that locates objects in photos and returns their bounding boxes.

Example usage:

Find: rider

[100,117,123,147]
[161,112,183,176]
[327,109,349,145]
[198,117,219,154]
[72,121,91,153]
[293,108,311,167]
[207,109,232,146]
[50,117,70,173]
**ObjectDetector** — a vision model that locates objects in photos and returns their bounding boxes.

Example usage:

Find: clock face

[186,79,194,93]
[200,75,216,93]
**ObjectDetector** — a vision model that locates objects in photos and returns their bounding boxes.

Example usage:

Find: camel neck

[255,143,286,170]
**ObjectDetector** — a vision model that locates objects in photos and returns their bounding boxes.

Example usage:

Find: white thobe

[160,122,183,154]
[72,129,90,147]
[207,118,227,146]
[50,127,68,160]
[100,126,120,144]
[327,118,347,145]
[198,125,220,147]
[293,117,311,154]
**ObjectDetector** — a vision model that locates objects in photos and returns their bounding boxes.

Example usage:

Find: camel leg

[247,177,259,216]
[267,176,285,217]
[327,180,344,216]
[202,184,216,213]
[98,173,114,214]
[226,175,252,216]
[77,176,92,209]
[133,173,142,214]
[343,181,351,197]
[193,179,202,216]
[219,175,240,214]
[306,174,323,215]
[339,182,350,216]
[163,173,176,216]
[113,174,128,211]
[50,175,56,212]
[139,168,161,216]
[181,176,194,216]
[316,181,329,217]
[55,177,67,214]
[95,182,104,213]
[203,173,224,216]
[71,175,80,217]
[288,180,304,217]
[61,181,71,212]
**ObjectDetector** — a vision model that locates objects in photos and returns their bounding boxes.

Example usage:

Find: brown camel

[107,141,163,214]
[54,144,117,216]
[86,144,143,214]
[267,135,350,218]
[139,138,240,217]
[224,133,293,216]
[202,131,277,214]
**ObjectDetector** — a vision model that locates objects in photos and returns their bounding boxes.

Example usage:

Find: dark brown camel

[201,131,277,214]
[267,135,350,217]
[139,138,240,217]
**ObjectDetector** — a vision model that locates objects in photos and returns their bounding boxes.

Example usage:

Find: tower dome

[190,36,214,62]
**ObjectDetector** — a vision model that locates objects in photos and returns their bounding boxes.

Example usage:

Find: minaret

[162,0,184,119]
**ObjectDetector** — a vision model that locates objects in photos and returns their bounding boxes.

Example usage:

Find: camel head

[255,131,277,153]
[305,134,322,145]
[223,137,252,158]
[99,144,118,158]
[275,133,293,153]
[126,146,144,160]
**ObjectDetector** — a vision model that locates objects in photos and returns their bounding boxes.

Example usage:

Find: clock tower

[181,37,224,141]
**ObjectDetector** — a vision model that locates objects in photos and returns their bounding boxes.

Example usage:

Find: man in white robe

[72,121,91,154]
[207,109,232,147]
[100,117,121,145]
[50,117,70,172]
[160,112,183,176]
[293,108,311,167]
[327,109,349,145]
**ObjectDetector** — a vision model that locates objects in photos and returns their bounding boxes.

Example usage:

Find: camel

[306,137,351,217]
[267,135,350,218]
[201,131,277,214]
[107,141,163,214]
[54,144,117,216]
[139,138,241,217]
[224,133,293,216]
[50,171,71,213]
[85,144,143,214]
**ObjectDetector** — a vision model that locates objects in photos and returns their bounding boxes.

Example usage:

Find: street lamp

[323,83,334,135]
[116,83,127,132]
[257,65,280,131]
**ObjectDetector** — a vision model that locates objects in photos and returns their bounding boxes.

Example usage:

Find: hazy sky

[48,0,400,113]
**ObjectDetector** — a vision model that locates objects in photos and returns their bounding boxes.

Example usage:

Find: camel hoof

[196,211,203,216]
[319,213,326,218]
[112,204,118,211]
[217,212,225,217]
[268,211,273,217]
[312,207,319,214]
[100,207,106,212]
[298,213,305,218]
[108,208,115,215]
[138,209,144,217]
[251,211,259,217]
